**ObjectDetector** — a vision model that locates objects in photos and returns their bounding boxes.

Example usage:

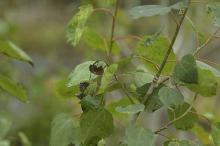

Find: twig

[193,28,220,56]
[108,0,120,58]
[130,4,190,125]
[154,93,198,134]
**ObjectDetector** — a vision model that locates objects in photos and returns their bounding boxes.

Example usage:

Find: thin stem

[193,28,220,56]
[113,35,142,41]
[108,0,120,58]
[154,93,198,134]
[131,6,189,125]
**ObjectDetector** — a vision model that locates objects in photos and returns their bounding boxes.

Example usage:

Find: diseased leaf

[158,87,184,108]
[125,126,155,146]
[212,122,220,146]
[0,114,11,140]
[207,2,220,27]
[80,108,114,145]
[50,114,80,146]
[66,4,93,46]
[129,1,187,19]
[168,102,198,130]
[0,40,33,66]
[137,83,164,112]
[67,61,97,87]
[115,104,145,114]
[0,74,28,102]
[136,35,176,75]
[172,54,198,84]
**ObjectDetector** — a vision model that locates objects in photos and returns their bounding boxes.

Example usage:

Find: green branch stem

[130,6,189,125]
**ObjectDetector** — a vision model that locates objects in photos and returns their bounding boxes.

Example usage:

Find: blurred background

[0,0,219,145]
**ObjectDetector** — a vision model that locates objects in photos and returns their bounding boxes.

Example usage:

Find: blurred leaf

[172,54,198,84]
[125,125,155,146]
[212,122,220,146]
[133,66,154,87]
[164,140,199,146]
[0,115,11,140]
[66,4,93,46]
[136,35,176,75]
[56,79,78,98]
[50,114,80,146]
[137,83,164,112]
[129,1,187,19]
[207,2,220,27]
[18,132,32,146]
[115,104,145,114]
[0,140,10,146]
[80,108,114,145]
[158,87,184,108]
[80,95,102,112]
[68,61,97,87]
[168,102,198,130]
[196,61,220,77]
[100,64,118,93]
[0,40,33,66]
[111,41,121,55]
[83,28,107,52]
[0,74,27,102]
[192,124,211,145]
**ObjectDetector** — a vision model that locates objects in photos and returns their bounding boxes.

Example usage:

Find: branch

[131,6,189,125]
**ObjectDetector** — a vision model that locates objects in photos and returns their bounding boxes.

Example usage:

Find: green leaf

[192,124,211,145]
[137,83,164,112]
[0,74,28,102]
[56,79,78,98]
[82,28,107,52]
[0,40,33,66]
[196,61,220,77]
[125,125,155,146]
[0,114,11,140]
[99,64,118,93]
[129,2,187,19]
[172,54,198,84]
[50,114,80,146]
[164,140,199,146]
[133,66,154,87]
[18,132,32,146]
[212,122,220,146]
[67,61,97,87]
[136,35,176,75]
[207,2,220,27]
[115,104,145,114]
[168,102,198,130]
[158,87,184,108]
[0,140,10,146]
[80,108,114,144]
[80,95,102,112]
[66,4,93,46]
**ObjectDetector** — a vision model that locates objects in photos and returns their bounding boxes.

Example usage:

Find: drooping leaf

[80,108,114,145]
[115,104,145,114]
[136,35,176,75]
[0,114,11,140]
[99,64,118,93]
[56,79,79,98]
[158,87,184,108]
[0,74,27,102]
[168,102,198,130]
[0,40,33,66]
[82,28,107,52]
[172,54,198,84]
[50,114,80,146]
[67,61,97,87]
[66,4,93,46]
[125,125,155,146]
[212,122,220,146]
[164,140,199,146]
[207,2,220,27]
[137,83,164,112]
[129,1,187,19]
